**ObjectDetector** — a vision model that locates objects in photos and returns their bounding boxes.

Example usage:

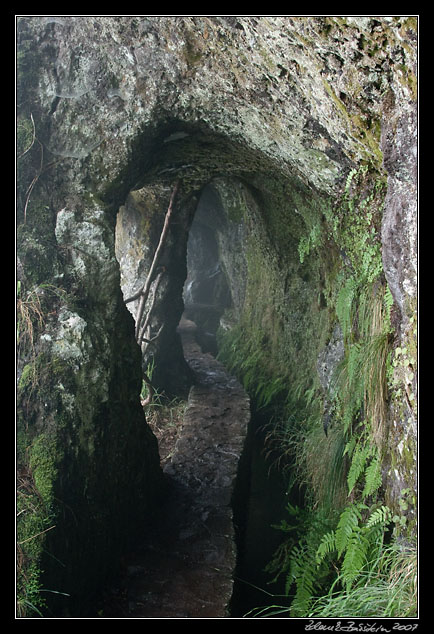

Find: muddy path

[95,318,250,618]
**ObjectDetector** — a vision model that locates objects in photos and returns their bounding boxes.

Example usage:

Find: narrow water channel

[93,318,301,618]
[93,318,250,617]
[229,410,295,617]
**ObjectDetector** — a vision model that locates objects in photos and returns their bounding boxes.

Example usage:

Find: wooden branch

[124,288,143,304]
[125,180,181,407]
[137,269,164,348]
[134,181,180,340]
[23,138,44,224]
[140,372,155,408]
[141,323,164,347]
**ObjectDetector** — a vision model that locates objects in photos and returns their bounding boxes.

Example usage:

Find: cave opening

[182,185,233,356]
[113,147,306,616]
[182,184,302,617]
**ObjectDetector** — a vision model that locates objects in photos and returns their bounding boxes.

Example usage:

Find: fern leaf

[336,504,361,558]
[383,285,394,331]
[287,544,303,580]
[289,544,318,617]
[341,529,369,590]
[344,435,357,458]
[362,455,382,498]
[316,531,337,564]
[336,277,357,342]
[347,342,362,388]
[347,443,370,495]
[366,505,391,530]
[345,168,357,195]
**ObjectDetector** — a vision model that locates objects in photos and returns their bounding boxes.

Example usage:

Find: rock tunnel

[112,138,304,615]
[16,17,417,619]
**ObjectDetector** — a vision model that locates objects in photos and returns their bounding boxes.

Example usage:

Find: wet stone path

[96,318,250,618]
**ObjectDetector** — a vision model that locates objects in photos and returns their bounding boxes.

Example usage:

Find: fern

[383,285,394,332]
[366,505,391,530]
[344,168,358,195]
[288,543,318,617]
[316,531,337,564]
[308,540,416,618]
[346,342,362,387]
[335,503,363,557]
[336,277,357,343]
[315,502,392,597]
[362,455,382,499]
[347,442,371,495]
[341,527,369,590]
[256,376,285,409]
[273,500,395,618]
[343,435,357,458]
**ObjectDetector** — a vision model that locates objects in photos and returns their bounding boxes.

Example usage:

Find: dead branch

[140,372,155,408]
[124,288,143,304]
[23,138,44,224]
[141,322,164,349]
[127,181,180,407]
[134,180,180,341]
[137,269,164,348]
[18,524,56,545]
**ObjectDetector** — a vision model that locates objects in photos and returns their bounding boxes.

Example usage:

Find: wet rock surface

[96,319,250,618]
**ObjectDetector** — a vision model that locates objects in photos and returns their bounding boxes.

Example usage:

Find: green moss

[321,79,383,167]
[17,223,57,287]
[327,166,387,282]
[322,78,349,119]
[184,37,203,66]
[29,433,60,507]
[17,116,34,157]
[217,180,332,430]
[396,64,417,101]
[18,362,37,391]
[17,432,60,617]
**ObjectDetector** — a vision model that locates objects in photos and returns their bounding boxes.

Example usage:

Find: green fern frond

[341,529,369,591]
[316,531,337,564]
[344,435,357,458]
[344,168,358,195]
[336,277,358,342]
[289,544,318,617]
[287,544,305,592]
[346,342,362,387]
[366,505,391,530]
[362,455,383,499]
[347,443,370,495]
[336,504,362,557]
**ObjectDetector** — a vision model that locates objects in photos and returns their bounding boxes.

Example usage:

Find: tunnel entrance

[183,185,299,616]
[112,170,301,617]
[183,185,233,355]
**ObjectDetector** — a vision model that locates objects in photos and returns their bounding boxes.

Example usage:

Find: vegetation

[217,324,287,412]
[16,464,52,617]
[217,165,416,619]
[139,361,187,465]
[16,279,71,616]
[16,431,65,617]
